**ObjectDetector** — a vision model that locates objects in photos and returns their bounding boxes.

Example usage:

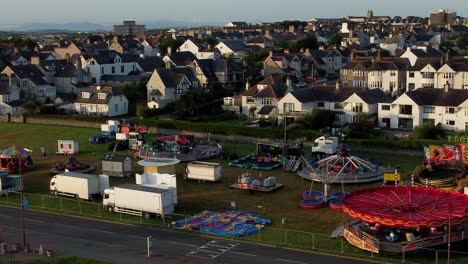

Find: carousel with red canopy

[0,145,35,172]
[341,186,468,253]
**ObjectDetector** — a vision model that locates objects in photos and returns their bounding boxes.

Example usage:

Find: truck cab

[103,188,115,210]
[311,136,338,155]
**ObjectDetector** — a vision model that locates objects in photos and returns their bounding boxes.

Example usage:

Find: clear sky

[0,0,465,25]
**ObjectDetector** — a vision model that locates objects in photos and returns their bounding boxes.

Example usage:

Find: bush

[412,123,445,139]
[38,105,58,114]
[301,110,335,130]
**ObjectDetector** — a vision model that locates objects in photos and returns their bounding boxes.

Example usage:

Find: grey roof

[167,51,196,66]
[290,86,366,103]
[7,65,48,86]
[219,39,245,52]
[257,105,276,115]
[355,88,393,104]
[406,88,468,107]
[75,85,122,104]
[409,61,441,71]
[155,68,177,87]
[102,154,130,162]
[137,57,165,72]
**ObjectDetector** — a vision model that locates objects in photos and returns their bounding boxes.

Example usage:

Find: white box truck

[311,136,339,154]
[136,173,177,205]
[50,172,109,200]
[185,161,222,182]
[103,184,174,218]
[57,140,80,155]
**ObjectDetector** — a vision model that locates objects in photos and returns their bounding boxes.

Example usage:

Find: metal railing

[1,192,468,264]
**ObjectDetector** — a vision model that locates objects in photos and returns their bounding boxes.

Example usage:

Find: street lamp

[242,70,247,90]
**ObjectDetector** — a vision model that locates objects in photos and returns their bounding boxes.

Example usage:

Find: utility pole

[447,200,452,264]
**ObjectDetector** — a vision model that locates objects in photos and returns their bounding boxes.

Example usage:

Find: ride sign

[344,229,379,253]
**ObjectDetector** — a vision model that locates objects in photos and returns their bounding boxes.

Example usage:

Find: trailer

[103,183,174,218]
[185,161,222,182]
[101,154,132,178]
[57,140,79,155]
[101,120,120,136]
[49,172,109,200]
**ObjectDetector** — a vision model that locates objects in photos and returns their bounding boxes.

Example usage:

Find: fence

[0,192,467,264]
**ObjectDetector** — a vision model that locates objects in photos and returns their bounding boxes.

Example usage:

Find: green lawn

[0,123,464,263]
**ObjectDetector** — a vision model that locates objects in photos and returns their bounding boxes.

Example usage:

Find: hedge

[141,118,322,141]
[349,138,445,150]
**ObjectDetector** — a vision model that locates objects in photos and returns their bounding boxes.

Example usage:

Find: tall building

[113,21,146,37]
[430,9,456,26]
[367,10,373,19]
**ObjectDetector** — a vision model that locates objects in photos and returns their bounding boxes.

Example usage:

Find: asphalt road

[0,207,372,264]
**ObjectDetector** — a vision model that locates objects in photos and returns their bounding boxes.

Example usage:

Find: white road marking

[169,241,198,248]
[26,219,44,223]
[89,229,115,234]
[229,251,257,257]
[127,235,145,239]
[57,224,79,229]
[276,259,308,264]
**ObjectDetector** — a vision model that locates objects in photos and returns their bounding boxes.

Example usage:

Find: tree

[249,106,257,118]
[158,37,184,56]
[413,123,444,139]
[327,34,343,47]
[456,34,468,50]
[347,113,375,138]
[291,37,318,52]
[20,101,39,123]
[301,110,335,130]
[119,76,149,103]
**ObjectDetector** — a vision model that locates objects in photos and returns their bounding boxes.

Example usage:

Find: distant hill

[13,22,111,32]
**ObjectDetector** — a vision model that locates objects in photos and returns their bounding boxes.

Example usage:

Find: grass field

[5,123,466,263]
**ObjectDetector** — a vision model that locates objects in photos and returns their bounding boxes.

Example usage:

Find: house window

[111,67,115,74]
[101,67,104,74]
[381,105,390,111]
[421,72,434,79]
[98,93,106,100]
[351,115,359,123]
[423,119,435,125]
[351,103,363,112]
[176,86,183,94]
[409,72,415,78]
[246,96,254,103]
[90,61,95,65]
[225,98,234,106]
[408,83,415,91]
[81,92,90,99]
[334,103,343,109]
[115,104,118,112]
[443,73,455,79]
[399,105,412,115]
[389,82,396,92]
[121,65,125,73]
[423,106,435,113]
[446,120,455,126]
[445,107,455,114]
[283,103,295,112]
[262,98,273,105]
[317,102,325,108]
[22,80,28,88]
[342,69,347,76]
[390,71,396,77]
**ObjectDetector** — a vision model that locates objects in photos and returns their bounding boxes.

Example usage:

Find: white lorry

[311,136,339,154]
[103,184,175,218]
[49,172,109,200]
[185,161,222,182]
[136,173,177,205]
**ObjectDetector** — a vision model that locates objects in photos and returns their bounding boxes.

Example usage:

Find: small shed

[57,140,79,155]
[101,154,132,178]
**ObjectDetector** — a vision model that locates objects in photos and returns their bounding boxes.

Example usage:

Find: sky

[0,0,466,26]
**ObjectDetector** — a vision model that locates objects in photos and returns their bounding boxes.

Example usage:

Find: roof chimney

[269,49,273,57]
[167,46,172,55]
[336,79,341,90]
[31,55,40,65]
[444,81,450,92]
[286,75,292,88]
[284,48,289,54]
[165,61,172,69]
[245,79,250,90]
[96,85,101,90]
[319,45,325,51]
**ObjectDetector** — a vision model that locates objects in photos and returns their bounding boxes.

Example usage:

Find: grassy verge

[0,256,109,264]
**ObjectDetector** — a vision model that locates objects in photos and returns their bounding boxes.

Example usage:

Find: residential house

[0,78,21,115]
[277,84,367,125]
[53,58,92,94]
[52,40,82,60]
[215,39,247,60]
[225,22,249,28]
[146,66,196,109]
[163,51,197,68]
[108,36,141,55]
[246,35,272,49]
[82,51,144,85]
[341,88,392,126]
[74,85,128,117]
[379,34,406,56]
[378,87,468,131]
[406,60,468,91]
[1,65,56,102]
[310,48,347,75]
[239,75,291,119]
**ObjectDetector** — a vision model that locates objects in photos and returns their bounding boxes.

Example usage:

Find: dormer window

[98,93,107,100]
[114,57,121,64]
[82,92,90,99]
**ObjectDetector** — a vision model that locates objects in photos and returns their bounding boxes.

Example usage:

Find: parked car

[89,135,110,144]
[295,81,307,88]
